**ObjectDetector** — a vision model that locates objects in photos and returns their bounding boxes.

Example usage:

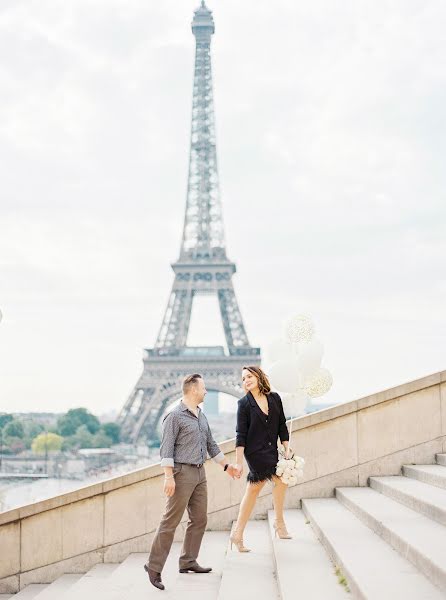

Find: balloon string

[290,340,298,450]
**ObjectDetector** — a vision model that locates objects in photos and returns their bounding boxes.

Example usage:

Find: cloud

[0,0,445,413]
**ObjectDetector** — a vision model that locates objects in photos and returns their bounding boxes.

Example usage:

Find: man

[144,373,239,591]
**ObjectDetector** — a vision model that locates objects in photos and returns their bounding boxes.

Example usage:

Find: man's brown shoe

[179,564,212,574]
[144,564,165,590]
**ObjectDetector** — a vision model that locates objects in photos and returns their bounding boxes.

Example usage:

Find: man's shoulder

[162,401,183,423]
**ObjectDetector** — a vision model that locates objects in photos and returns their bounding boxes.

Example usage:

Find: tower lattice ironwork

[118,1,260,443]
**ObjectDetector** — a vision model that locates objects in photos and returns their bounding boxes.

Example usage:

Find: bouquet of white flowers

[275,444,305,487]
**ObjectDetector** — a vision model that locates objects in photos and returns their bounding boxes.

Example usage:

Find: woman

[231,365,292,552]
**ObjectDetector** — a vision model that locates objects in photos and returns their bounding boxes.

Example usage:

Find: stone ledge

[0,463,164,526]
[355,371,441,411]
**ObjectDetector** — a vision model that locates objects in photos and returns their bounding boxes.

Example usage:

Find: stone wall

[1,370,445,592]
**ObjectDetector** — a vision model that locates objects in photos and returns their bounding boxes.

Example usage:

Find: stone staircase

[2,454,446,600]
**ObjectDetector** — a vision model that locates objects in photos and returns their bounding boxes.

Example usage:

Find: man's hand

[164,476,176,497]
[225,464,238,479]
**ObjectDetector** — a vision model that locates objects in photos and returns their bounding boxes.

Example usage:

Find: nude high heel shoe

[273,520,292,539]
[229,527,251,552]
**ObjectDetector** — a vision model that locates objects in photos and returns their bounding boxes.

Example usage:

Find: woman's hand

[235,463,243,478]
[164,476,176,497]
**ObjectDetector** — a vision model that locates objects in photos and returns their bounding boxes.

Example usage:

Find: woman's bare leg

[233,480,266,539]
[272,475,288,524]
[271,476,291,537]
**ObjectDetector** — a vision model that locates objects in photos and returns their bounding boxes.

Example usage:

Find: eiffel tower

[118,1,260,443]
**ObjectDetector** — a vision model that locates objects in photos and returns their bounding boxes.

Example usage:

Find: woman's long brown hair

[243,365,271,395]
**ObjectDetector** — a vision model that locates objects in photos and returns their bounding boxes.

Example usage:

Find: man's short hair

[182,373,202,394]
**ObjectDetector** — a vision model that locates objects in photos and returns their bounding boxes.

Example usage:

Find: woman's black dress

[236,391,289,482]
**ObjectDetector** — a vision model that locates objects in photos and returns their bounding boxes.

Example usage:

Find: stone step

[218,520,279,600]
[370,475,446,526]
[267,509,348,599]
[32,575,82,600]
[63,532,228,600]
[55,563,122,600]
[436,454,446,466]
[403,464,446,490]
[8,586,47,600]
[0,595,14,600]
[80,564,119,579]
[303,497,444,600]
[336,486,446,593]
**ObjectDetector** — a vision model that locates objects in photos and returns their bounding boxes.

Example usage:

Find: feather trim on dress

[247,464,277,483]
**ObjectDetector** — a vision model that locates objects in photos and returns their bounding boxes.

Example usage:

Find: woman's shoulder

[237,394,250,406]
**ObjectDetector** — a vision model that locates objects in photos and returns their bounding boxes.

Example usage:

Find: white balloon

[304,368,333,398]
[283,314,315,343]
[265,337,295,363]
[282,389,309,418]
[269,358,301,393]
[299,338,324,380]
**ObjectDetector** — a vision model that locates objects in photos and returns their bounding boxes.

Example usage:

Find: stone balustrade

[1,370,445,592]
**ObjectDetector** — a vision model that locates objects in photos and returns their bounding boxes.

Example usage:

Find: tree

[31,432,63,454]
[6,437,25,454]
[0,414,13,429]
[60,436,76,451]
[101,422,121,444]
[4,419,24,439]
[57,408,100,437]
[92,430,113,448]
[23,421,45,448]
[24,421,44,439]
[71,424,94,449]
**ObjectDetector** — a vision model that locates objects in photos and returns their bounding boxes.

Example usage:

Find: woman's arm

[235,399,249,473]
[281,439,290,458]
[235,446,245,473]
[276,393,291,456]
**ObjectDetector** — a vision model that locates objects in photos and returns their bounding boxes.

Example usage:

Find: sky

[0,0,445,416]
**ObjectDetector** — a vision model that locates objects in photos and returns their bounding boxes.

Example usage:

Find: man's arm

[160,412,179,467]
[205,419,239,478]
[160,413,179,496]
[206,421,225,465]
